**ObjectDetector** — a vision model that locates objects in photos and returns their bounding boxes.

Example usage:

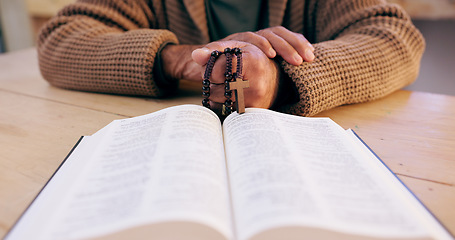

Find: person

[37,0,425,116]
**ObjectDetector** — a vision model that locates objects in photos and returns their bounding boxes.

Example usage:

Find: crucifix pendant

[229,77,249,114]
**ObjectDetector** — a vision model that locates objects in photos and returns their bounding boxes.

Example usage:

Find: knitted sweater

[37,0,425,116]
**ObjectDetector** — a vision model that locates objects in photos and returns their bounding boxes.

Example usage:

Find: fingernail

[307,43,315,51]
[192,47,211,61]
[269,48,276,57]
[304,49,315,61]
[193,47,211,55]
[293,53,303,64]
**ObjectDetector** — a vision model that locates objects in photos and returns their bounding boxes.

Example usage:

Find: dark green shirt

[206,0,268,41]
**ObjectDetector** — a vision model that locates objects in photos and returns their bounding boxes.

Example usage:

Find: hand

[160,27,313,81]
[192,41,281,112]
[160,44,204,81]
[222,26,315,65]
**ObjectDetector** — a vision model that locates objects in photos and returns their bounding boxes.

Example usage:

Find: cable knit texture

[37,0,425,115]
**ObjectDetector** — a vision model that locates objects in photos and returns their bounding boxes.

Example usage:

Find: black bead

[211,50,221,57]
[233,48,241,55]
[225,91,232,98]
[224,73,232,80]
[203,91,210,97]
[202,98,210,107]
[202,79,210,87]
[202,86,210,92]
[224,99,233,107]
[224,80,231,91]
[224,48,231,54]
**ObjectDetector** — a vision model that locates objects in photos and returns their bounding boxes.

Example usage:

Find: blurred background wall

[388,0,455,95]
[0,0,454,95]
[0,0,74,52]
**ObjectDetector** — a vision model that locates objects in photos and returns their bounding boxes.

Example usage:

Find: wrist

[161,44,202,80]
[271,59,299,109]
[161,44,182,80]
[154,42,179,94]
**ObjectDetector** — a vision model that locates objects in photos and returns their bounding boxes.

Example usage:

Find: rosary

[202,48,250,116]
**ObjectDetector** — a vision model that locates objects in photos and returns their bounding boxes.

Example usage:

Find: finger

[259,31,302,65]
[208,83,237,103]
[192,40,242,65]
[192,47,212,66]
[184,61,205,82]
[209,55,230,84]
[270,27,315,62]
[197,54,234,85]
[258,27,314,64]
[224,32,276,58]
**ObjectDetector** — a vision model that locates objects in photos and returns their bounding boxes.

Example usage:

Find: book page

[35,105,232,240]
[5,135,101,240]
[223,108,432,240]
[345,129,454,240]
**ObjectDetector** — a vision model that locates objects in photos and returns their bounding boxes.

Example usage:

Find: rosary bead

[211,50,221,57]
[224,107,232,115]
[202,47,244,115]
[225,73,233,80]
[224,83,231,91]
[202,79,210,87]
[235,53,243,76]
[202,86,210,92]
[202,98,210,107]
[224,99,233,107]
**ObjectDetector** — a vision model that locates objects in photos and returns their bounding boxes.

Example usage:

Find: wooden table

[1,48,454,238]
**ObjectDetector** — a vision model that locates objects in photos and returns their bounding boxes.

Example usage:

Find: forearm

[276,2,425,116]
[37,1,179,97]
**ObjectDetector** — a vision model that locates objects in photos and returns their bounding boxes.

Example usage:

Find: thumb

[191,47,212,66]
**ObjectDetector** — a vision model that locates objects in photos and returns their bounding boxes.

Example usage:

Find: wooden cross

[229,77,250,114]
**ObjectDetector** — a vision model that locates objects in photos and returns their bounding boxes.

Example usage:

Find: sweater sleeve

[37,0,179,97]
[277,0,425,116]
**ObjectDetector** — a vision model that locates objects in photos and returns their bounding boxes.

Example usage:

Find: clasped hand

[161,26,314,112]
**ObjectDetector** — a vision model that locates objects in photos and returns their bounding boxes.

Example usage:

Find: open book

[6,105,453,240]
